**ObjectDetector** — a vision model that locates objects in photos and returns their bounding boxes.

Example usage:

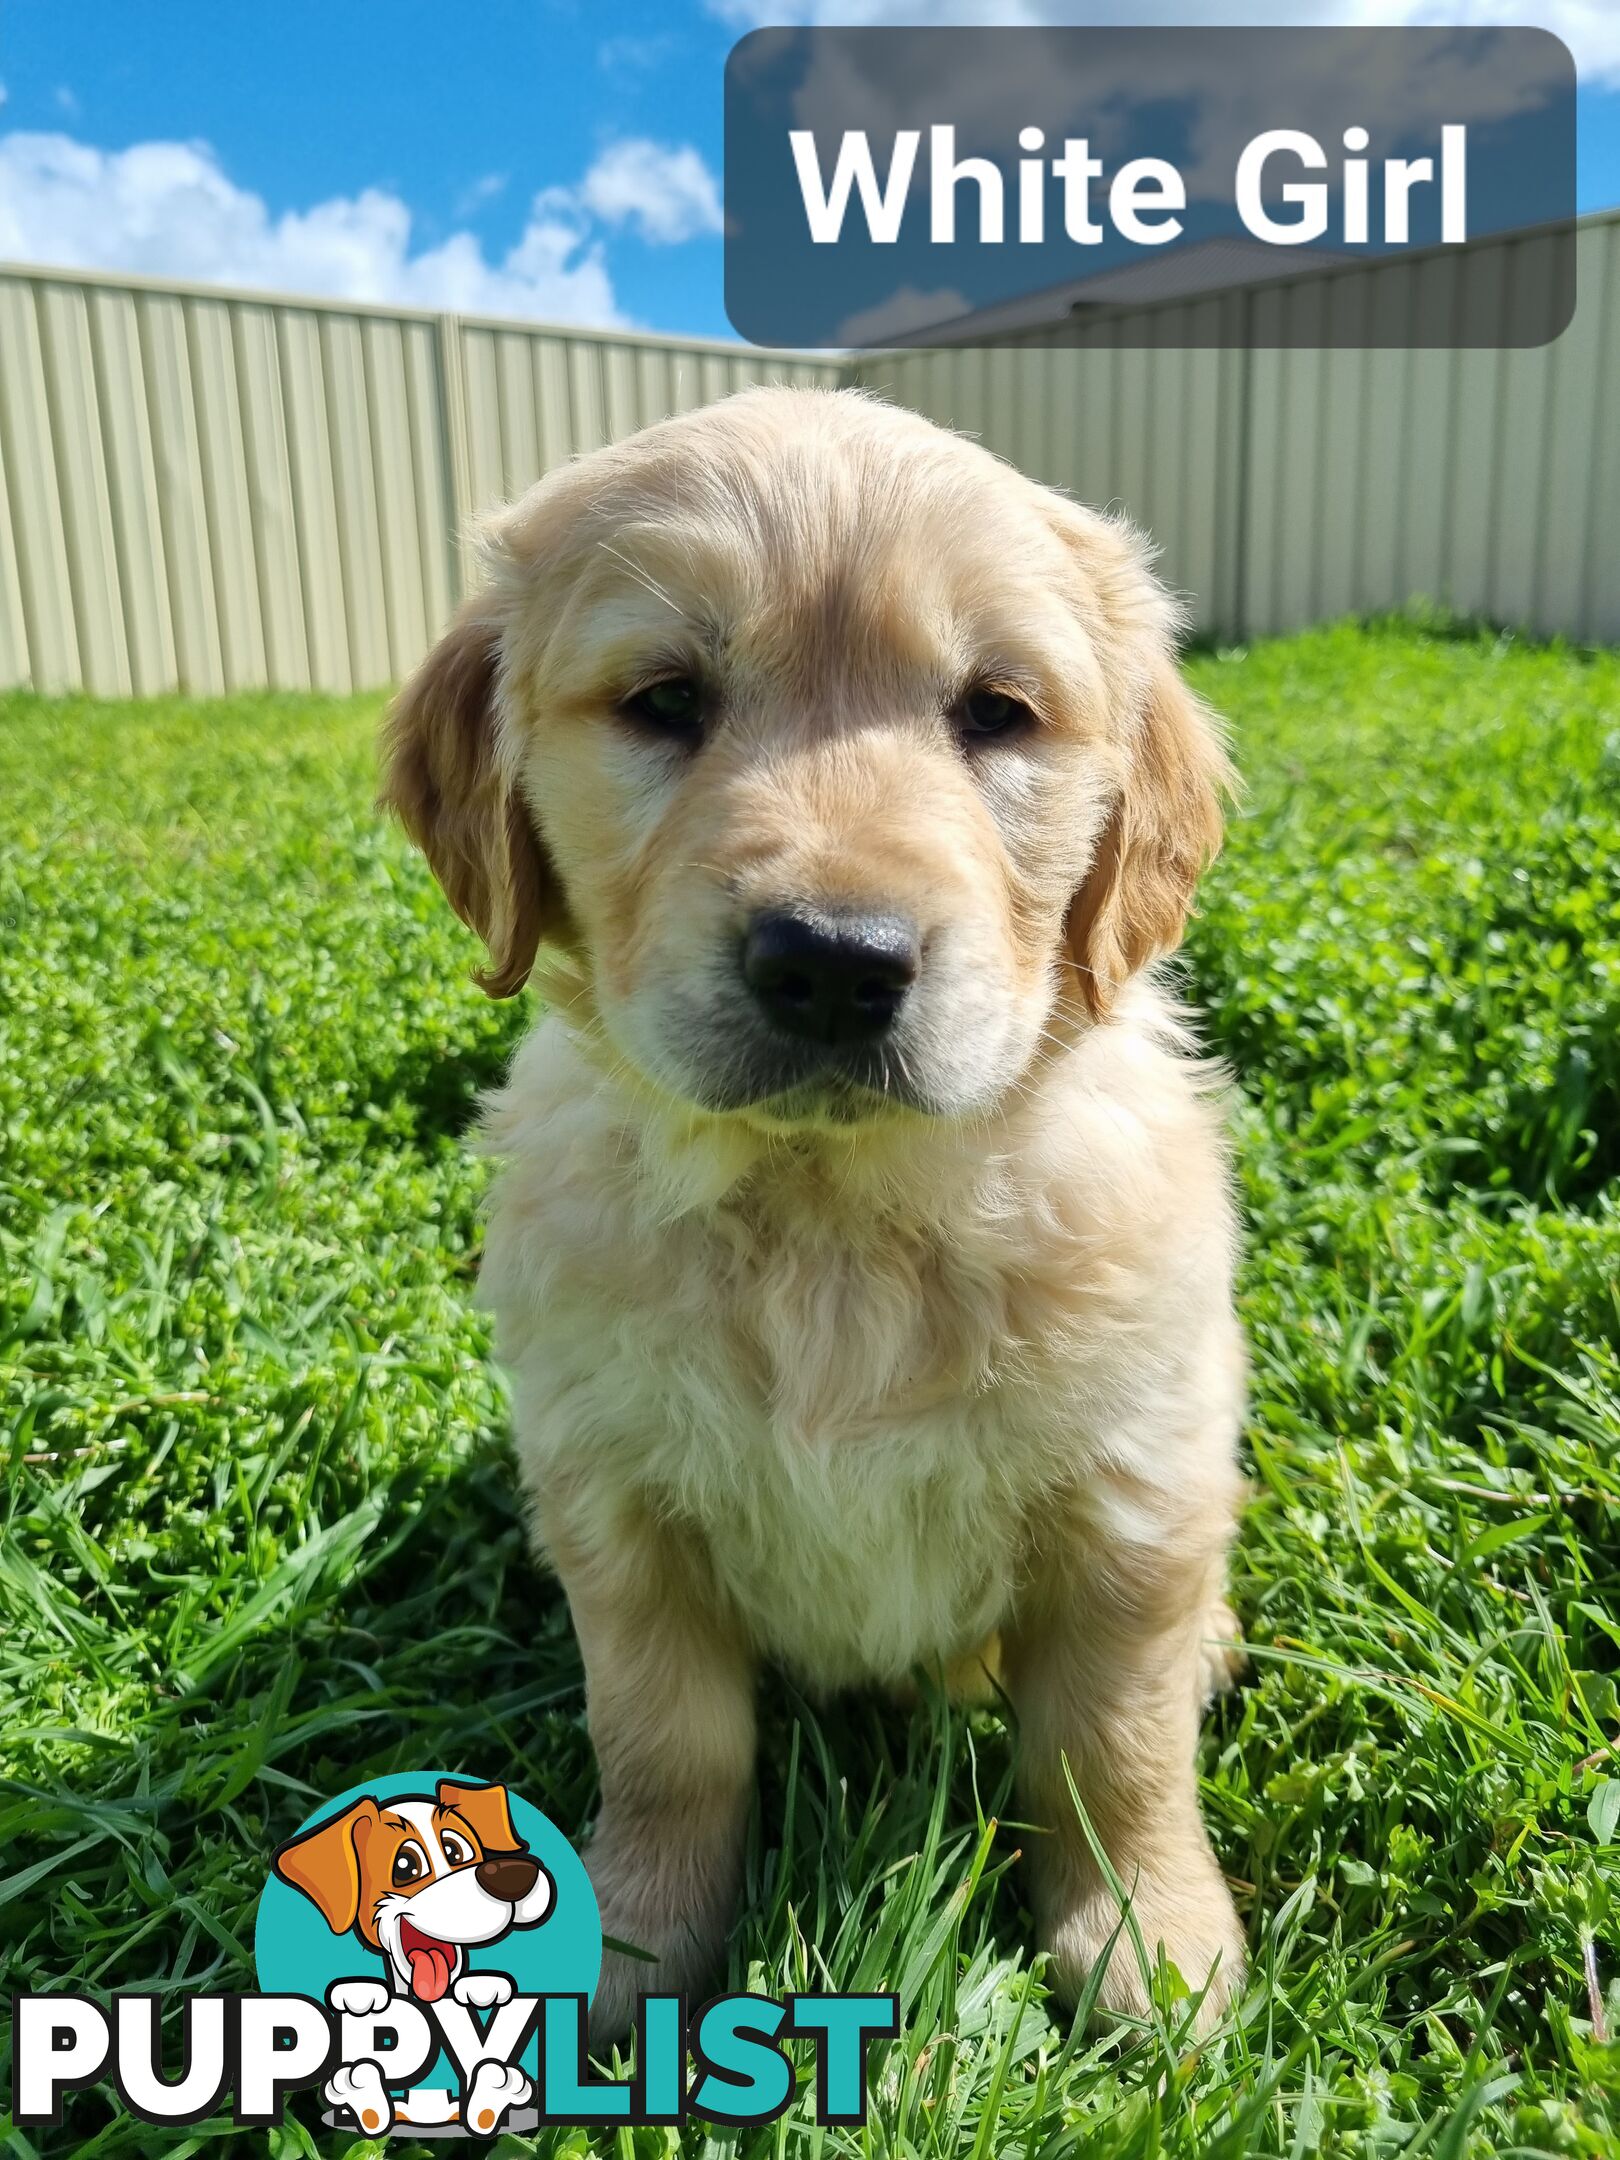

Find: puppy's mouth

[706,1045,936,1126]
[399,1916,460,2002]
[746,1075,909,1128]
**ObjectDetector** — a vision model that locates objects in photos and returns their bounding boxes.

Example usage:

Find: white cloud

[0,129,726,322]
[451,170,508,219]
[0,130,626,324]
[707,1,1619,86]
[599,32,680,72]
[54,86,80,118]
[571,139,725,244]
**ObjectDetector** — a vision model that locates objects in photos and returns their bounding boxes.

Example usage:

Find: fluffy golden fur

[383,386,1247,2038]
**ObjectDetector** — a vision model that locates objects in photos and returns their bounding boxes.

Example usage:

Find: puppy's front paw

[324,2060,393,2134]
[1043,1850,1245,2035]
[327,1977,392,2019]
[463,2060,532,2135]
[452,1969,514,2009]
[586,1826,740,2050]
[587,1940,669,2054]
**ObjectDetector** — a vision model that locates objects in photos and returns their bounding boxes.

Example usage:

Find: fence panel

[0,386,32,691]
[232,302,310,690]
[0,277,81,691]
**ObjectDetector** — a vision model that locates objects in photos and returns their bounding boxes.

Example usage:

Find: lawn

[2,618,1618,2158]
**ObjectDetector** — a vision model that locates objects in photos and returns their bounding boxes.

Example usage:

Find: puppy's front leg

[541,1486,756,2047]
[1005,1489,1244,2032]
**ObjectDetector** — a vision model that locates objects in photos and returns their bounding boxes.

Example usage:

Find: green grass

[2,618,1618,2158]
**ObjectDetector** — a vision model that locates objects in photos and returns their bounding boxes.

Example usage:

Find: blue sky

[1,0,1616,341]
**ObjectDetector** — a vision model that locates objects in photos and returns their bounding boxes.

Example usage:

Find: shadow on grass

[14,1413,1077,2157]
[351,1006,533,1151]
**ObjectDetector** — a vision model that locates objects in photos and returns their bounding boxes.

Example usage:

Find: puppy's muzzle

[742,908,920,1046]
[475,1851,541,1900]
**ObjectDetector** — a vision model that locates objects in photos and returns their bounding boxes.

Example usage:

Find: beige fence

[0,265,839,697]
[1,217,1616,696]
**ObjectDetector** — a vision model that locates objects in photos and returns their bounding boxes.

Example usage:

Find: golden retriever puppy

[384,386,1246,2040]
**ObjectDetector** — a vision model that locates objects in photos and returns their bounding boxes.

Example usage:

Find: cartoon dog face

[272,1780,555,2002]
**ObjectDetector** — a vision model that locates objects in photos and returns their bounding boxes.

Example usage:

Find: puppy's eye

[391,1842,429,1886]
[622,675,704,739]
[441,1832,474,1867]
[952,687,1034,743]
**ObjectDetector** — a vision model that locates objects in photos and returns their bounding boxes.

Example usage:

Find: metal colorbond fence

[1,217,1616,696]
[853,210,1620,647]
[0,264,839,697]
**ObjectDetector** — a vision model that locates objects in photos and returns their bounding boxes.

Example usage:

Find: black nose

[742,909,920,1046]
[475,1851,540,1901]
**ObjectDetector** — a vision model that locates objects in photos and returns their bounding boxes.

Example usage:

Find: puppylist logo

[11,1772,897,2137]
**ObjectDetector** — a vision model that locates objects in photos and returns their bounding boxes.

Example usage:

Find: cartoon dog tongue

[401,1922,455,2002]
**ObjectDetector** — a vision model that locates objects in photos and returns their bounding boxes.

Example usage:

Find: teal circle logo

[255,1772,599,2103]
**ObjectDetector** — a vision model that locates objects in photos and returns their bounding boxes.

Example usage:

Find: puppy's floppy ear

[1067,654,1230,1018]
[1038,492,1230,1015]
[272,1797,380,1934]
[381,601,559,998]
[437,1779,524,1854]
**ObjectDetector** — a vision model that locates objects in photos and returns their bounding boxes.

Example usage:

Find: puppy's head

[384,388,1228,1128]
